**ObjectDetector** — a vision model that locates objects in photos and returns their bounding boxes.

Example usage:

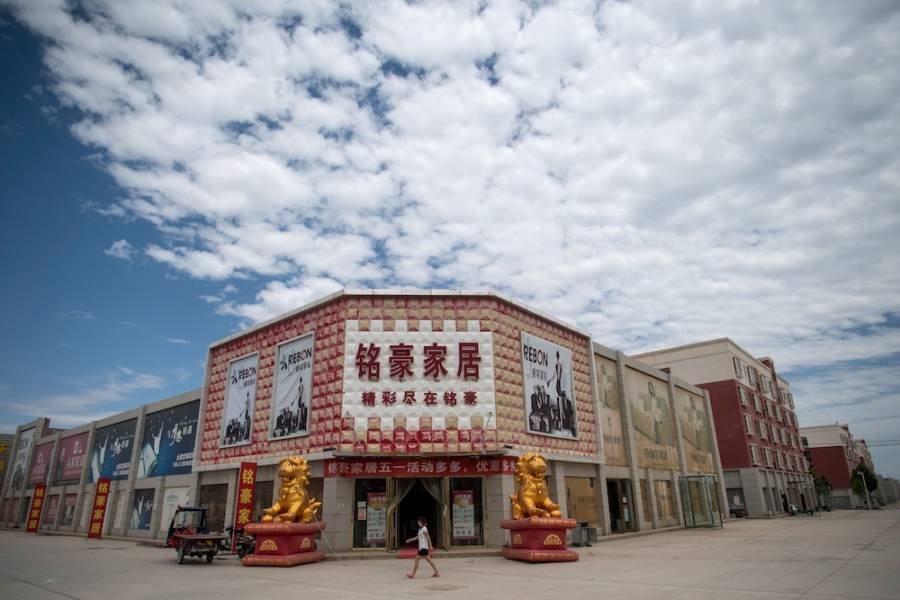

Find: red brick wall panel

[808,446,852,489]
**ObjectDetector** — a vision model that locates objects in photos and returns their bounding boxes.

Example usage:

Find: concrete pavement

[1,508,898,600]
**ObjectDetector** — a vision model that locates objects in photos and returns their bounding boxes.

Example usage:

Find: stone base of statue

[500,517,579,563]
[242,522,326,567]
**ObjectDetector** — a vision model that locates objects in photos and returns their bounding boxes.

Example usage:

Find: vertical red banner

[232,462,257,552]
[88,478,111,539]
[26,484,47,533]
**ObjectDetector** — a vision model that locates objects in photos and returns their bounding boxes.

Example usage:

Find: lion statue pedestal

[242,456,327,567]
[500,452,579,563]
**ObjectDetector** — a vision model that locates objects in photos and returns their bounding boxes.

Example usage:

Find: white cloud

[166,337,191,345]
[9,1,900,473]
[104,238,136,260]
[58,310,97,321]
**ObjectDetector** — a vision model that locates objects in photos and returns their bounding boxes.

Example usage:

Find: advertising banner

[90,420,137,482]
[596,355,627,466]
[130,488,155,530]
[325,456,516,478]
[451,490,475,540]
[366,492,386,543]
[61,494,77,526]
[233,462,257,547]
[45,494,59,527]
[26,484,46,532]
[221,354,258,447]
[675,389,716,473]
[627,369,679,470]
[270,333,315,440]
[159,487,191,534]
[28,442,55,486]
[88,479,111,539]
[55,432,89,484]
[138,400,200,478]
[10,427,35,491]
[521,332,578,439]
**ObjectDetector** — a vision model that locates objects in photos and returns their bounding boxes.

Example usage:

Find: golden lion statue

[261,456,322,523]
[510,452,561,519]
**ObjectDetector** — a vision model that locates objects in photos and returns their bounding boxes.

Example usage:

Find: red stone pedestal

[500,517,579,563]
[242,522,326,567]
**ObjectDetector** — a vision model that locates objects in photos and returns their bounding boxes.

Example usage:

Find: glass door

[680,475,722,528]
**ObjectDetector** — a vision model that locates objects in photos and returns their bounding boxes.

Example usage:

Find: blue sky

[1,1,898,477]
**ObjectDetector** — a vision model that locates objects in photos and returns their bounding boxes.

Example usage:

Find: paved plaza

[1,509,898,600]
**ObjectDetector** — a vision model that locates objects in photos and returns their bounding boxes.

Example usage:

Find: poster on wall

[28,442,54,486]
[61,494,77,526]
[130,488,155,530]
[270,334,314,440]
[221,354,258,447]
[89,419,137,482]
[10,427,35,491]
[158,487,191,534]
[596,355,627,467]
[44,494,59,527]
[55,432,89,484]
[451,490,475,540]
[676,389,716,473]
[366,492,386,543]
[628,370,678,470]
[138,400,200,478]
[521,332,578,439]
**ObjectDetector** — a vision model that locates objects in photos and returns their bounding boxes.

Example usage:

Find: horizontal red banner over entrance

[325,456,515,478]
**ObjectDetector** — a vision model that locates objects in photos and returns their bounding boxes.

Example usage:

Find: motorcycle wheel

[177,546,185,564]
[206,553,214,563]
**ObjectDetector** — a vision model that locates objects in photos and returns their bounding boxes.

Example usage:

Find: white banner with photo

[270,333,315,439]
[521,332,578,439]
[10,427,35,491]
[221,353,258,447]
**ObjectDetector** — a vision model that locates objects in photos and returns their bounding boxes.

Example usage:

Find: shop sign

[221,354,258,447]
[55,432,89,484]
[232,462,257,549]
[366,492,386,543]
[325,456,515,478]
[88,478,111,539]
[28,443,54,486]
[26,484,46,533]
[451,490,476,540]
[521,332,578,439]
[343,330,496,431]
[89,420,137,482]
[138,400,200,478]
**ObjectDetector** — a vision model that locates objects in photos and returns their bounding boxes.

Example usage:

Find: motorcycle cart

[173,532,227,564]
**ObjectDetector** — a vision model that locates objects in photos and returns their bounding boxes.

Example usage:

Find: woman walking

[405,516,439,579]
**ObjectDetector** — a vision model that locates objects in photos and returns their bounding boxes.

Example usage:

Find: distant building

[634,338,815,518]
[801,423,869,509]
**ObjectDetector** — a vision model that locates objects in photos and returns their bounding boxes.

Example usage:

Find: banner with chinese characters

[675,388,716,474]
[343,328,495,434]
[521,332,578,439]
[325,456,516,478]
[89,419,137,482]
[26,484,46,532]
[88,478,111,539]
[233,462,257,542]
[451,490,475,540]
[626,368,679,471]
[55,432,89,484]
[270,333,315,440]
[138,400,200,478]
[221,354,258,447]
[28,442,55,486]
[366,492,386,543]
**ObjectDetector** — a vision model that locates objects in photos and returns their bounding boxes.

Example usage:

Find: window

[743,415,754,434]
[733,357,743,378]
[764,449,773,467]
[775,406,782,422]
[654,480,675,520]
[753,394,762,412]
[750,445,760,465]
[640,479,653,524]
[738,387,748,405]
[759,421,768,439]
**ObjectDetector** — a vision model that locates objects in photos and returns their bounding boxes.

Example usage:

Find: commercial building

[634,338,815,518]
[800,423,867,509]
[1,290,727,549]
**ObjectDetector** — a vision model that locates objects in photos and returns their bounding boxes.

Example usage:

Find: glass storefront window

[654,480,675,520]
[450,477,483,546]
[253,480,273,523]
[353,478,387,548]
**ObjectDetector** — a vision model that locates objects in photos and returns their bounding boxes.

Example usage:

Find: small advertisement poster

[130,488,155,530]
[10,427,35,491]
[28,442,55,486]
[521,332,578,439]
[90,420,137,482]
[270,334,314,440]
[221,354,258,447]
[159,487,190,534]
[61,494,77,526]
[366,492,387,543]
[451,490,475,540]
[55,432,89,484]
[138,400,200,478]
[44,495,59,527]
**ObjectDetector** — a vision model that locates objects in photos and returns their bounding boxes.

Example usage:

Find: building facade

[634,338,815,518]
[1,290,727,549]
[800,423,866,509]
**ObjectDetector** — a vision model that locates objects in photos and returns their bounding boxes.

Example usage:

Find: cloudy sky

[1,1,898,476]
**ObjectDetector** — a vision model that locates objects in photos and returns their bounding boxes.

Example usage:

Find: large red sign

[88,479,111,539]
[55,432,89,483]
[325,456,515,478]
[26,485,46,533]
[232,461,257,551]
[28,443,54,486]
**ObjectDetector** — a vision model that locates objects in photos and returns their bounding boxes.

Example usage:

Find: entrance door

[606,479,635,533]
[199,484,228,533]
[396,479,443,550]
[679,475,722,528]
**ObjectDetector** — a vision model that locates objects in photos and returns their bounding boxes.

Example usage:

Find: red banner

[88,478,111,539]
[29,443,54,486]
[232,462,257,552]
[55,432,89,483]
[26,484,47,533]
[325,456,515,478]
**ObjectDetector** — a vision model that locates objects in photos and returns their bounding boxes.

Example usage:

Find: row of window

[737,386,798,428]
[743,415,800,449]
[748,444,808,471]
[732,356,795,409]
